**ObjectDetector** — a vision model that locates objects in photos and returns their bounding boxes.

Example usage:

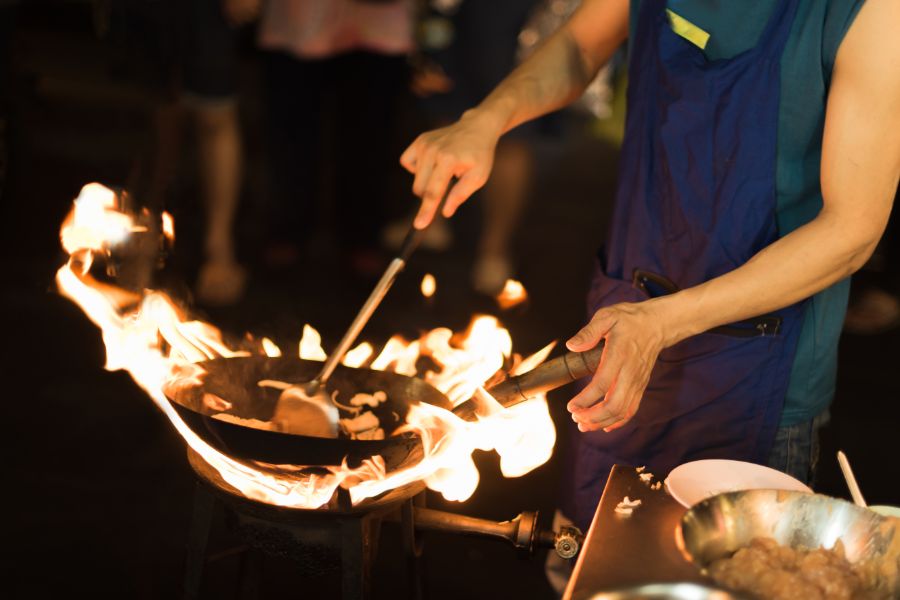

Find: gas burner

[184,449,583,599]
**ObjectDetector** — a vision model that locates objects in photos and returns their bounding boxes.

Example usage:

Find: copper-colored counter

[563,464,709,599]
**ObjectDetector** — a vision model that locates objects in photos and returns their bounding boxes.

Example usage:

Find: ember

[496,278,528,309]
[56,183,556,510]
[421,273,436,297]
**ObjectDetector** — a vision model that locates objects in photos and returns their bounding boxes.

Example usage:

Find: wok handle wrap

[489,343,604,405]
[452,344,604,420]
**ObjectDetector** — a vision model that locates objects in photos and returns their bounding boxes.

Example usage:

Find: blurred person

[257,0,413,275]
[126,0,251,305]
[182,0,251,305]
[400,0,900,571]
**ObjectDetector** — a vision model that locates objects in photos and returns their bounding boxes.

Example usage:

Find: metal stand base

[182,482,424,599]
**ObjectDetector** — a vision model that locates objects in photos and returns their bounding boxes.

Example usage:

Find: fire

[55,183,557,510]
[496,279,528,309]
[161,211,175,244]
[261,337,282,357]
[342,342,374,368]
[421,273,436,298]
[298,324,327,361]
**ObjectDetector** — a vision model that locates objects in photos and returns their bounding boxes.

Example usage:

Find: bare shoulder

[821,0,900,228]
[568,0,631,48]
[833,0,900,88]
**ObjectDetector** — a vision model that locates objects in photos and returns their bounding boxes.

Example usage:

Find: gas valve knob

[554,525,582,559]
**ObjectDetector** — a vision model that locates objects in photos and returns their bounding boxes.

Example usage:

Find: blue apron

[565,0,806,531]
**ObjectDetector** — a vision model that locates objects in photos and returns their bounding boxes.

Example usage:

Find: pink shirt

[258,0,414,59]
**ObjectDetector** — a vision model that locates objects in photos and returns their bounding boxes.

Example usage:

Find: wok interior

[164,356,452,437]
[678,489,900,592]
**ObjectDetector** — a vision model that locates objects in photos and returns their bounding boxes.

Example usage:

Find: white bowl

[665,459,812,508]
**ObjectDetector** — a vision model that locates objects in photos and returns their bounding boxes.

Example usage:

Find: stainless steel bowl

[588,582,745,599]
[676,489,900,594]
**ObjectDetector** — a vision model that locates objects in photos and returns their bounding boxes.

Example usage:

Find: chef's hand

[565,300,669,432]
[399,110,501,229]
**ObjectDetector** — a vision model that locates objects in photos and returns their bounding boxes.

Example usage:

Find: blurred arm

[472,0,630,136]
[401,0,630,227]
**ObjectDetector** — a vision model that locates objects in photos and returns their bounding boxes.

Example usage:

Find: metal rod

[308,258,406,393]
[410,507,535,552]
[406,507,583,559]
[307,181,455,395]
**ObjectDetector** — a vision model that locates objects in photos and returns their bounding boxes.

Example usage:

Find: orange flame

[421,273,436,298]
[161,211,175,244]
[342,342,374,368]
[261,337,282,357]
[298,324,327,361]
[496,279,528,310]
[55,183,556,509]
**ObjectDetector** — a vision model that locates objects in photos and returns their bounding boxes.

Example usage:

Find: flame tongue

[55,183,557,509]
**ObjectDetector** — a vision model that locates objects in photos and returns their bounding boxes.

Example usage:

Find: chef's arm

[400,0,629,228]
[567,0,900,432]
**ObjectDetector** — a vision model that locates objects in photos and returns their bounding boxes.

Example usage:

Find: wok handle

[452,344,604,420]
[490,344,604,404]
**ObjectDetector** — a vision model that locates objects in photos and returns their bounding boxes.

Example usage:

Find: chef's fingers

[573,365,635,430]
[443,167,487,219]
[602,363,652,432]
[602,390,641,432]
[412,145,437,198]
[566,310,616,352]
[567,343,619,411]
[416,159,455,229]
[399,136,422,173]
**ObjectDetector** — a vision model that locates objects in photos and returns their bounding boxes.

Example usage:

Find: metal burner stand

[184,449,583,599]
[184,449,427,599]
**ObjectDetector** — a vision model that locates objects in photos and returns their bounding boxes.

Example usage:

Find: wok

[164,345,603,468]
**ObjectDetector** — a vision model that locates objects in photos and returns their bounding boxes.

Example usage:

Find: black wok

[164,345,603,468]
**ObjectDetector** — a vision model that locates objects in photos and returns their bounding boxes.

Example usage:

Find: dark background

[3,3,898,599]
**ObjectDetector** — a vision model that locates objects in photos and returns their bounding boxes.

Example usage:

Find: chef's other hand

[565,301,667,432]
[399,110,500,229]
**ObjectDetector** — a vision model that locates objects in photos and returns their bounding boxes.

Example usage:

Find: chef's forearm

[464,0,629,138]
[656,212,887,347]
[658,0,900,348]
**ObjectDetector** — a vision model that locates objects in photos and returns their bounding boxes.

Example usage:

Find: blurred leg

[473,138,533,294]
[193,100,247,305]
[180,0,246,303]
[194,101,242,264]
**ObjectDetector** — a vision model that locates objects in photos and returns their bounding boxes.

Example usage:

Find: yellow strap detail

[666,9,710,50]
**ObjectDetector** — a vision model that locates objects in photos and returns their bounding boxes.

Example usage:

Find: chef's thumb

[566,313,612,352]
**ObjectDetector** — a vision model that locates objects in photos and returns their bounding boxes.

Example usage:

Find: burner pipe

[409,507,583,559]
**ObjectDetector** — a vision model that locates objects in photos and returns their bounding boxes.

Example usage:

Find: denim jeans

[766,409,830,487]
